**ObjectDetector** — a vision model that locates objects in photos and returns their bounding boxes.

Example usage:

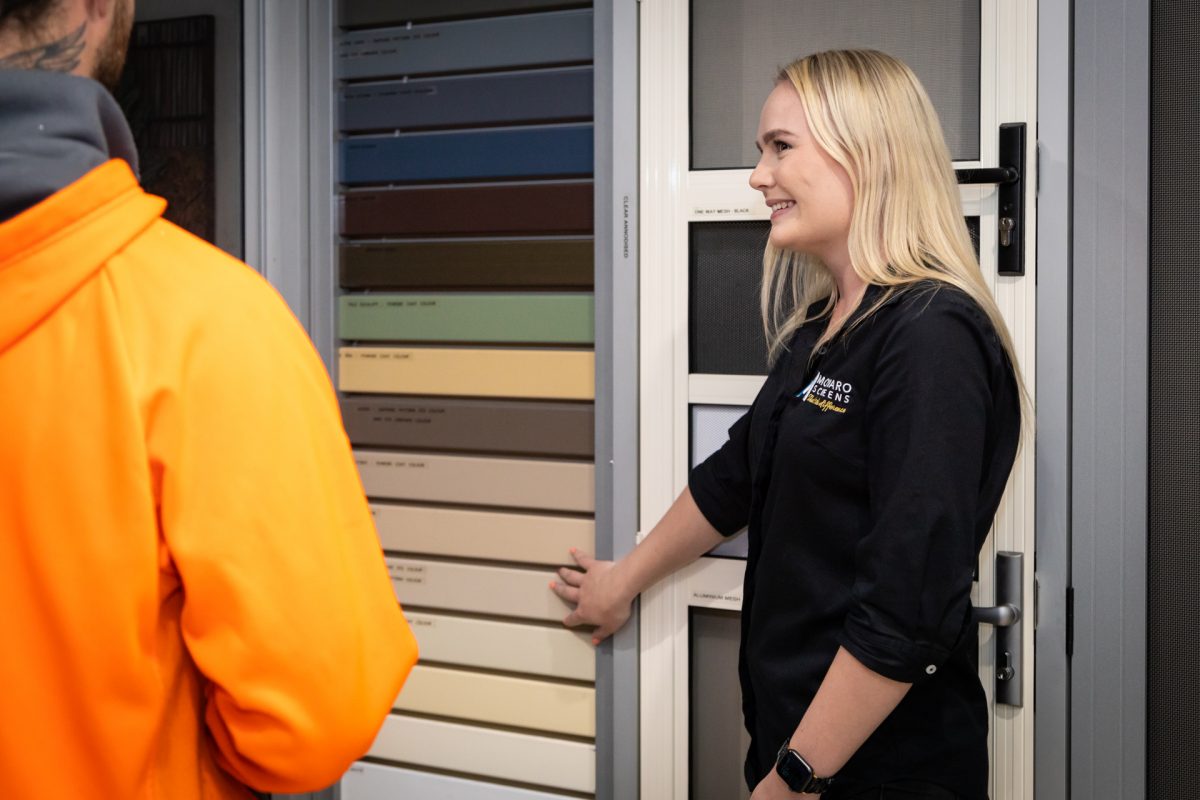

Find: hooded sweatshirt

[0,70,417,799]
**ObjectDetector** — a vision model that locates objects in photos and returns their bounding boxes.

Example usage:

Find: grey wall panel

[341,396,595,457]
[355,449,595,512]
[339,0,585,29]
[342,762,580,800]
[337,10,593,80]
[340,124,593,184]
[340,182,594,237]
[339,239,594,290]
[339,67,593,132]
[1072,0,1149,796]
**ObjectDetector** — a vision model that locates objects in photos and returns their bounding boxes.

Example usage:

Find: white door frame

[637,2,1039,797]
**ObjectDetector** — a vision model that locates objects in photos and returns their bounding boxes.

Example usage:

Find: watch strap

[774,738,835,794]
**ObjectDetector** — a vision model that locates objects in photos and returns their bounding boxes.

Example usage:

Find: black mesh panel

[689,222,771,375]
[1149,2,1200,797]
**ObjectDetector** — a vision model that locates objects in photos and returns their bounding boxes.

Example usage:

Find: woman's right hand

[550,548,634,645]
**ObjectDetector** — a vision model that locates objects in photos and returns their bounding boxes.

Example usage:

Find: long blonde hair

[762,50,1026,412]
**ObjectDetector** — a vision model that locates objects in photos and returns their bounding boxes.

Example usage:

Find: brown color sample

[339,239,593,290]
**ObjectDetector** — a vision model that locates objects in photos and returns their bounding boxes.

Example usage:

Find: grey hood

[0,68,138,223]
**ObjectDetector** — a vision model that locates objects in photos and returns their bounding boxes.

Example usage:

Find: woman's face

[750,82,855,266]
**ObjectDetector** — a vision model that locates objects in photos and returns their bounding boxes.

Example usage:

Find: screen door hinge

[1065,585,1075,657]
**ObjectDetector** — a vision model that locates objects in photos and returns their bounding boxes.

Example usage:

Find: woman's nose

[749,155,772,191]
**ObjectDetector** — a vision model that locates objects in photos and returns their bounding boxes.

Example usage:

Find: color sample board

[372,502,594,565]
[343,395,595,455]
[341,125,593,184]
[339,239,594,290]
[355,450,595,512]
[404,610,595,680]
[339,67,593,131]
[340,182,593,237]
[339,346,595,400]
[342,762,581,800]
[396,665,595,737]
[338,293,594,344]
[386,556,569,621]
[368,714,596,794]
[339,0,585,28]
[342,396,595,457]
[337,10,593,79]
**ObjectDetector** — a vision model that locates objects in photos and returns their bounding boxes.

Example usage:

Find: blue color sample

[340,125,594,185]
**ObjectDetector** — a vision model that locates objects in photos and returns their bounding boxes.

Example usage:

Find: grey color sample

[336,9,593,80]
[340,395,595,458]
[1072,0,1149,797]
[592,1,641,799]
[690,609,752,800]
[690,0,981,169]
[1035,0,1071,796]
[339,67,593,132]
[339,0,586,28]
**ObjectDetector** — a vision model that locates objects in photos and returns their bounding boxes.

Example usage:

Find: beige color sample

[372,503,594,565]
[338,346,595,400]
[368,714,596,793]
[395,665,594,737]
[355,450,594,513]
[404,610,594,681]
[387,557,569,621]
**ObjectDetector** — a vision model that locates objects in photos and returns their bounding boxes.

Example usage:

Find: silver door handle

[973,603,1021,627]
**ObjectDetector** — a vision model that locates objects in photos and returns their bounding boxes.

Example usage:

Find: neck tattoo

[0,21,86,72]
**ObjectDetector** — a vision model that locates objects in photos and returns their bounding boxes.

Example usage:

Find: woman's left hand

[748,770,819,800]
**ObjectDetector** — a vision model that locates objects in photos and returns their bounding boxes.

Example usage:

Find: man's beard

[92,0,133,93]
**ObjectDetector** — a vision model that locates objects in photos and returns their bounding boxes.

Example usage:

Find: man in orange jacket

[0,2,418,798]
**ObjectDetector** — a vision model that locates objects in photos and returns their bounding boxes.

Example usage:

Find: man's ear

[82,0,114,22]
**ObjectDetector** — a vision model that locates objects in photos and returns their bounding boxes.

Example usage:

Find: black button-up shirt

[689,282,1020,799]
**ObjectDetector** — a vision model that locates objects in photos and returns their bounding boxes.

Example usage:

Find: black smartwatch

[774,738,835,795]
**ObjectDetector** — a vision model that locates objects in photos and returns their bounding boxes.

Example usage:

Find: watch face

[775,743,815,792]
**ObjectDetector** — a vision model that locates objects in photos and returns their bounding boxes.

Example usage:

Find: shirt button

[925,665,937,675]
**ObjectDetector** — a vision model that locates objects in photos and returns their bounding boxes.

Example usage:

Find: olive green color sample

[339,293,594,343]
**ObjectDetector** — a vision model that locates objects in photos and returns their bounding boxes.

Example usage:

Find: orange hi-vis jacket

[0,160,417,799]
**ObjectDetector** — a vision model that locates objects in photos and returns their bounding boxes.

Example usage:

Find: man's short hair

[0,0,58,30]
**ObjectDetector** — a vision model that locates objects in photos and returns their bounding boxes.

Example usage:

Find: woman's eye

[773,141,791,153]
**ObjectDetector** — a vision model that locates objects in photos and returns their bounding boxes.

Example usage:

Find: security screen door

[638,2,1038,798]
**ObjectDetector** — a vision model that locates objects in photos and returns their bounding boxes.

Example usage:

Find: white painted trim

[687,374,766,406]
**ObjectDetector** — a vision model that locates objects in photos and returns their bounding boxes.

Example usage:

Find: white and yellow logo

[798,371,853,414]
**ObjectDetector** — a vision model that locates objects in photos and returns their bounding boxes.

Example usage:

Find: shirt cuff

[687,464,749,537]
[837,612,952,684]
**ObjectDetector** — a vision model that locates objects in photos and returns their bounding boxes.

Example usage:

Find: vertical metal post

[1035,0,1073,794]
[593,1,640,798]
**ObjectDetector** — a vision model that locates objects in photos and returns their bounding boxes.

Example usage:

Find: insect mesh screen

[689,222,771,375]
[1149,2,1200,796]
[690,0,981,169]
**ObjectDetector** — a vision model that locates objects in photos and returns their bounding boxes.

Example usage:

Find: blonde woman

[552,50,1022,800]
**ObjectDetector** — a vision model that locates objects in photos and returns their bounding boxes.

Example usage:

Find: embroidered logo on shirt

[798,371,853,414]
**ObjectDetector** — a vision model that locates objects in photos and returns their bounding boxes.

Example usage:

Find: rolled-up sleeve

[838,302,995,683]
[688,405,755,536]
